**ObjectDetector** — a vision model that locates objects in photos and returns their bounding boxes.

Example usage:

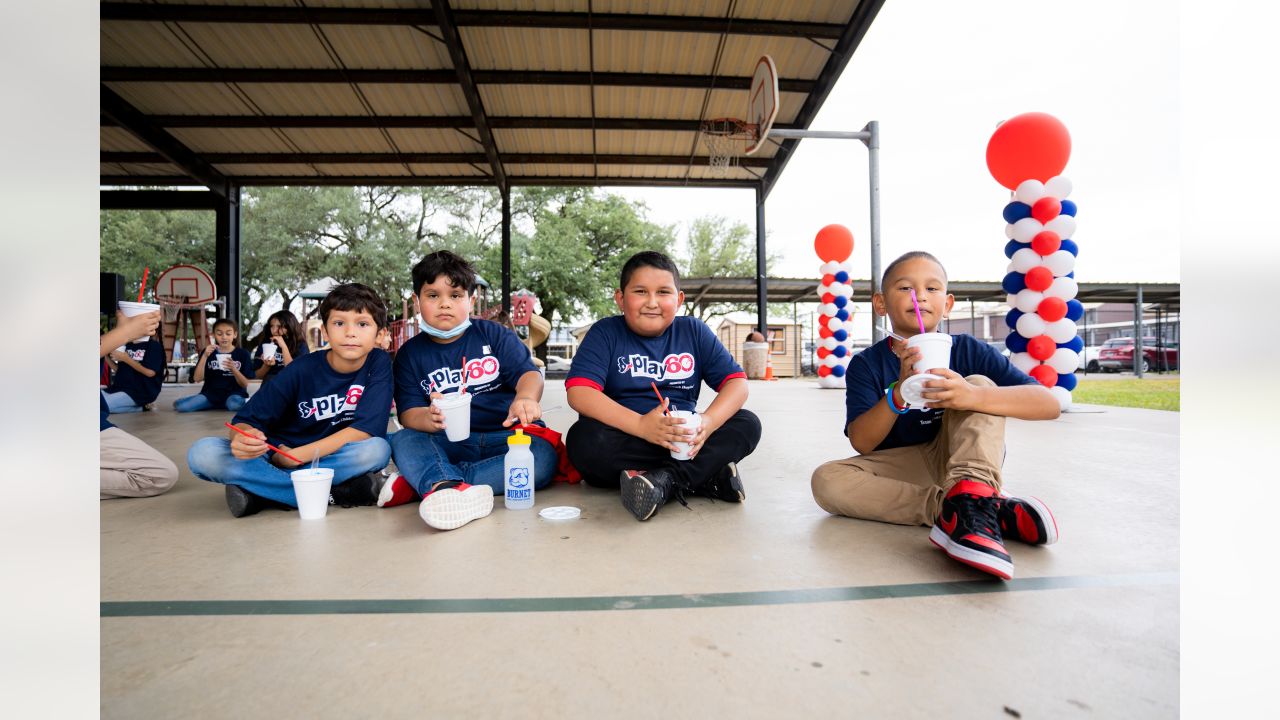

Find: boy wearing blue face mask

[380,251,557,531]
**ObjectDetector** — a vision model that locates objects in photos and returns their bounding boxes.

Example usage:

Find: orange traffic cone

[763,356,777,381]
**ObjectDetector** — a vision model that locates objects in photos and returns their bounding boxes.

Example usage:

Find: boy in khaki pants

[811,252,1061,579]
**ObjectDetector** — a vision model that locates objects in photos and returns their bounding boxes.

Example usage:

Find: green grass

[1072,378,1180,411]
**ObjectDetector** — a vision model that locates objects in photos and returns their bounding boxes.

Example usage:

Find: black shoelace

[953,493,1002,538]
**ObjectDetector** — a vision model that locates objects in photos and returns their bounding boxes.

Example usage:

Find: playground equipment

[153,264,221,362]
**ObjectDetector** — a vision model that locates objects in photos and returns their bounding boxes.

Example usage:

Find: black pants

[565,409,762,491]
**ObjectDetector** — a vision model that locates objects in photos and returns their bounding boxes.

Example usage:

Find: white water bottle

[503,428,535,510]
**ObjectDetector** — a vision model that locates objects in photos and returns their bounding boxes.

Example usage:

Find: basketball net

[700,118,756,176]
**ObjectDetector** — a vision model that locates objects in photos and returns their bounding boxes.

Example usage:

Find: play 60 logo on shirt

[419,356,501,395]
[617,353,696,381]
[298,385,364,421]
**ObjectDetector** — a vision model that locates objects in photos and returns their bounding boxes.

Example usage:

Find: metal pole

[755,185,767,336]
[1134,285,1144,378]
[864,121,881,345]
[501,187,512,317]
[1082,303,1090,374]
[214,183,241,328]
[768,129,871,141]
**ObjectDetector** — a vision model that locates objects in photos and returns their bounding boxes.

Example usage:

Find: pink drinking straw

[909,289,927,334]
[137,267,150,302]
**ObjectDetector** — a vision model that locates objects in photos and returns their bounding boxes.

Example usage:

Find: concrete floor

[101,379,1179,718]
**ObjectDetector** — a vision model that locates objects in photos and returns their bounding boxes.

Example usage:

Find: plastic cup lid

[899,373,942,408]
[538,506,581,521]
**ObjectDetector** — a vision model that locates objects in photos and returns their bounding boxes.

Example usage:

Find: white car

[1078,345,1102,372]
[545,355,572,373]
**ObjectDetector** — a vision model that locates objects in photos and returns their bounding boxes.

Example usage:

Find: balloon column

[814,224,856,389]
[986,112,1081,411]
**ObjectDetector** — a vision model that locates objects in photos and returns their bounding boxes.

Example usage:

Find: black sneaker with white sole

[695,462,745,503]
[225,484,291,518]
[619,468,687,521]
[329,473,382,508]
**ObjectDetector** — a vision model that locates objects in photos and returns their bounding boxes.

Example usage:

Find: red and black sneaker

[995,494,1058,546]
[418,480,493,530]
[377,472,420,508]
[929,480,1014,580]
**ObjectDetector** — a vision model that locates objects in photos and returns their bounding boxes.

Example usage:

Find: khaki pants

[100,427,179,499]
[811,375,1005,526]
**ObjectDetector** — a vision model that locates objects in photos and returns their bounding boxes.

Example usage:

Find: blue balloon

[1057,372,1078,391]
[1065,299,1084,322]
[833,329,848,342]
[1060,199,1077,217]
[1059,336,1084,353]
[1002,271,1026,295]
[835,308,849,321]
[1004,239,1022,259]
[1005,332,1029,354]
[1003,201,1032,224]
[1060,238,1079,256]
[1067,271,1075,279]
[834,271,850,283]
[833,344,848,358]
[833,295,848,308]
[1006,309,1023,329]
[831,364,846,378]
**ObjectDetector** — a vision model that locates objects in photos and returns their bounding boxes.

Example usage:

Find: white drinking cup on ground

[434,392,473,442]
[117,301,161,341]
[668,410,702,460]
[291,468,335,520]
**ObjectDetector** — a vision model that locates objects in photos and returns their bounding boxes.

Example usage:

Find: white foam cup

[215,353,232,371]
[906,332,953,373]
[260,342,278,360]
[117,301,161,341]
[669,410,703,460]
[433,392,473,442]
[291,467,335,520]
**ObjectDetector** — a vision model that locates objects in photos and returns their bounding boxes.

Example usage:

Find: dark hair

[250,310,304,355]
[881,251,948,289]
[318,283,388,330]
[412,250,476,296]
[211,318,240,347]
[619,250,680,290]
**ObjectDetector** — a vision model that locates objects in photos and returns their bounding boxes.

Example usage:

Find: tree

[679,215,780,323]
[100,209,216,301]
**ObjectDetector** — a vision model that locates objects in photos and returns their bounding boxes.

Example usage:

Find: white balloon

[1047,276,1079,301]
[836,354,852,366]
[817,374,845,389]
[821,303,837,316]
[818,283,834,298]
[827,316,844,332]
[820,261,840,275]
[1045,175,1073,200]
[1015,289,1045,313]
[1049,385,1073,411]
[1015,179,1046,205]
[1010,351,1039,374]
[1046,318,1079,343]
[839,261,857,276]
[833,283,853,298]
[821,337,838,351]
[1044,249,1075,277]
[843,320,856,333]
[1045,214,1077,239]
[1048,347,1079,374]
[1016,312,1046,339]
[1011,247,1042,273]
[1005,223,1016,240]
[1012,217,1044,243]
[1006,293,1018,308]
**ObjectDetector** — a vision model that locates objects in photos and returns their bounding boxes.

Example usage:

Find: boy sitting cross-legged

[187,283,394,517]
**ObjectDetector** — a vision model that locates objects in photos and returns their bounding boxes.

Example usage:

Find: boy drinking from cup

[186,284,393,517]
[565,251,761,522]
[811,251,1061,579]
[381,251,556,531]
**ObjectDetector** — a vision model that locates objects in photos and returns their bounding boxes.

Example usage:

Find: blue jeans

[187,436,391,506]
[175,393,247,413]
[102,390,143,414]
[390,427,558,497]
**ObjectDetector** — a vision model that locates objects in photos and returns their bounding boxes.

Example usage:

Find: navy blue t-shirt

[198,347,253,407]
[393,319,538,432]
[100,392,113,431]
[252,340,310,381]
[233,349,393,449]
[107,339,166,405]
[566,315,745,414]
[844,333,1039,450]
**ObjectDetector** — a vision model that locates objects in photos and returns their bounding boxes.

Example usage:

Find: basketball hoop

[700,118,756,176]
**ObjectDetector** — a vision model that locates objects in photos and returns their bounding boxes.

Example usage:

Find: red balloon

[1037,296,1068,323]
[985,112,1072,190]
[817,346,831,358]
[821,293,835,304]
[1024,266,1054,292]
[818,326,833,339]
[814,224,854,263]
[1031,197,1061,223]
[1031,230,1062,256]
[1027,334,1056,361]
[1029,363,1059,388]
[821,274,836,286]
[817,365,832,377]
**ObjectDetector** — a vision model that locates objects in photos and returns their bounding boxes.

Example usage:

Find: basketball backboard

[744,55,779,156]
[154,264,216,304]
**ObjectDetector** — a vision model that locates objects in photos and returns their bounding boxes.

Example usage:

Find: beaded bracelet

[885,381,909,415]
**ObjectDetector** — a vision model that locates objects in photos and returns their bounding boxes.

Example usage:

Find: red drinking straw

[459,356,468,394]
[909,289,927,335]
[650,381,671,416]
[224,422,304,464]
[137,266,150,302]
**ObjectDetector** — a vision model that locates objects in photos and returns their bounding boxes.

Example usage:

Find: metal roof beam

[99,85,228,196]
[432,0,506,192]
[102,151,773,168]
[101,115,803,132]
[100,189,222,210]
[100,3,844,39]
[100,175,762,189]
[101,67,814,92]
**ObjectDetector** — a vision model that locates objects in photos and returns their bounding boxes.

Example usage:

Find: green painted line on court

[101,572,1177,618]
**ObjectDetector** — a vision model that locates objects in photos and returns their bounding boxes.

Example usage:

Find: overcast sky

[614,0,1180,286]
